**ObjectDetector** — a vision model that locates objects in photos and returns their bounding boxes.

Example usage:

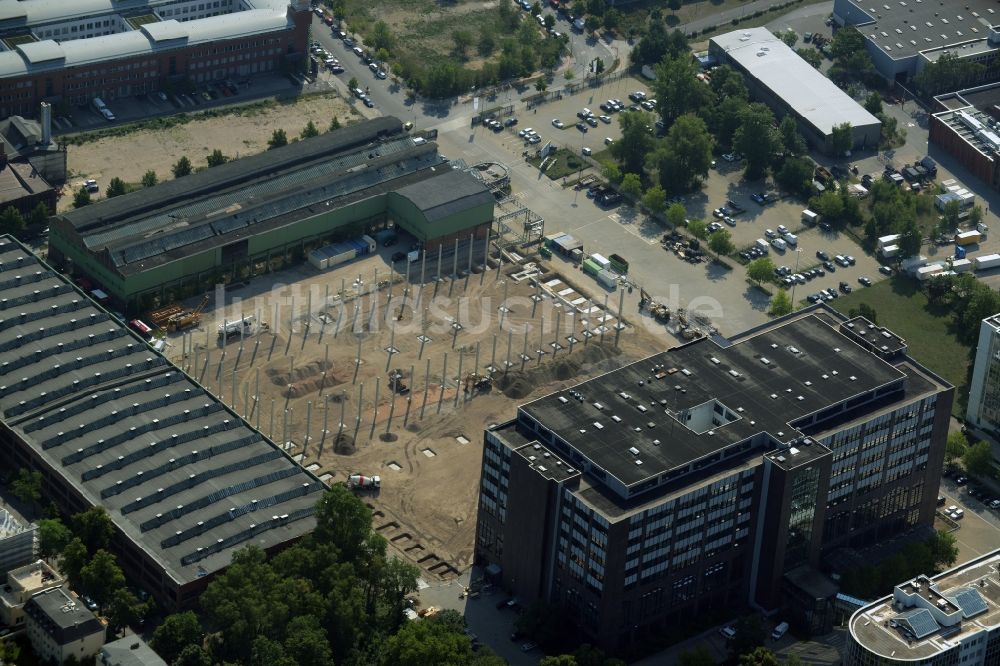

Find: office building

[99,635,169,666]
[847,549,1000,666]
[23,587,106,665]
[0,235,326,610]
[931,84,1000,191]
[475,308,953,652]
[0,0,312,119]
[833,0,1000,86]
[709,28,881,153]
[967,313,1000,436]
[0,559,65,629]
[49,116,495,311]
[0,507,37,575]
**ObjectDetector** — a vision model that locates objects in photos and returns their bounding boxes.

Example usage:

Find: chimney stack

[40,101,52,146]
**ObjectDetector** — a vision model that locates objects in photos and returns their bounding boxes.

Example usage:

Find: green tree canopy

[601,161,622,184]
[709,228,734,256]
[666,202,687,228]
[779,116,806,156]
[381,612,474,665]
[740,647,780,666]
[368,20,396,53]
[864,92,883,116]
[73,186,92,208]
[80,549,126,609]
[301,120,319,139]
[619,173,642,199]
[830,122,853,156]
[655,113,713,194]
[747,257,775,285]
[769,288,793,317]
[73,505,115,553]
[28,201,49,228]
[151,611,204,664]
[642,185,667,216]
[141,170,158,187]
[652,54,712,127]
[11,467,41,505]
[172,156,193,178]
[687,219,708,240]
[734,103,779,180]
[206,149,228,167]
[105,177,127,198]
[106,587,149,634]
[0,207,24,236]
[268,129,288,149]
[776,156,814,197]
[37,518,72,559]
[610,110,655,178]
[963,440,995,478]
[61,537,88,587]
[173,645,213,666]
[946,431,969,462]
[329,116,342,132]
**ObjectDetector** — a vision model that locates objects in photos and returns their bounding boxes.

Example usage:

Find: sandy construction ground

[60,93,355,212]
[161,250,662,578]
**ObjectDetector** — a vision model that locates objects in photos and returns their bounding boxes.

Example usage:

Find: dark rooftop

[24,588,104,645]
[99,635,169,666]
[0,236,323,588]
[839,316,907,356]
[392,168,494,222]
[843,0,1000,60]
[0,159,51,204]
[520,312,909,489]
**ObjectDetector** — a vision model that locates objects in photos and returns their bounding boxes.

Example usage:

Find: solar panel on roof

[948,588,989,618]
[898,608,939,639]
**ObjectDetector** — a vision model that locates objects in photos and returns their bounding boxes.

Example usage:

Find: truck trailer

[955,230,982,246]
[975,254,1000,271]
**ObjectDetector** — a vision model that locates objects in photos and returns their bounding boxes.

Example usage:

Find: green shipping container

[582,258,601,276]
[609,253,629,274]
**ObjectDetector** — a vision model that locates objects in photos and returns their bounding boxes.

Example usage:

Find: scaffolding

[493,194,544,250]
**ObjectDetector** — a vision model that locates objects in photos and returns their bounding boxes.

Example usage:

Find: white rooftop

[711,27,882,136]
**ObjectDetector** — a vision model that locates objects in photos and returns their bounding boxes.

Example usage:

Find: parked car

[552,118,565,128]
[816,250,829,261]
[858,276,872,287]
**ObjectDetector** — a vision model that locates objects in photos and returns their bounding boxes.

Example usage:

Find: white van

[771,237,787,251]
[783,233,798,246]
[772,622,789,641]
[755,239,770,253]
[91,97,107,112]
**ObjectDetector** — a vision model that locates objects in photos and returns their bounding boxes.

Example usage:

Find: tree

[151,611,204,664]
[747,257,775,285]
[535,78,548,93]
[652,54,712,126]
[655,113,713,193]
[61,537,88,587]
[927,530,959,571]
[11,467,42,505]
[80,549,126,609]
[173,645,213,666]
[382,612,474,665]
[666,202,686,229]
[809,190,845,224]
[830,122,853,156]
[585,15,600,32]
[734,103,779,180]
[731,615,767,659]
[779,30,798,47]
[945,431,969,462]
[740,647,780,666]
[0,638,20,664]
[452,29,474,57]
[329,117,342,134]
[602,9,621,31]
[775,158,813,198]
[73,186,92,208]
[368,21,396,53]
[769,289,793,317]
[0,207,24,237]
[106,587,149,633]
[28,201,49,228]
[631,24,688,68]
[896,219,922,259]
[268,129,288,149]
[687,219,708,240]
[864,92,884,116]
[294,121,317,140]
[915,52,985,96]
[796,48,822,68]
[679,646,716,666]
[348,75,359,91]
[478,30,496,56]
[313,486,375,562]
[618,173,642,199]
[963,440,995,478]
[610,111,655,177]
[642,185,667,216]
[668,0,681,9]
[283,615,335,666]
[37,518,72,559]
[601,161,622,184]
[73,506,115,553]
[779,116,806,156]
[709,229,734,256]
[141,170,158,187]
[105,177,127,198]
[203,149,227,168]
[172,156,192,178]
[540,657,577,666]
[848,302,879,325]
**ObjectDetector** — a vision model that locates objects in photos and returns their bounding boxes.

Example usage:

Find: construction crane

[165,295,210,332]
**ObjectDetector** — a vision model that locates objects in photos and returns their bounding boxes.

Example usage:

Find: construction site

[157,241,665,580]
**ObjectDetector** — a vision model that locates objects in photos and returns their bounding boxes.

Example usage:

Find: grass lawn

[832,278,971,416]
[529,148,590,181]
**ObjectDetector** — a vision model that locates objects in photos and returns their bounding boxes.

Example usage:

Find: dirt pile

[496,342,622,399]
[267,359,334,385]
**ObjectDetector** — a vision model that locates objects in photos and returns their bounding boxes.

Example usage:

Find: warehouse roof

[710,28,881,137]
[838,0,1000,60]
[392,168,494,222]
[0,0,294,79]
[0,237,323,588]
[521,311,920,489]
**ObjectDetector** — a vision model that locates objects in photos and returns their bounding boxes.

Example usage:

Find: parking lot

[939,473,1000,564]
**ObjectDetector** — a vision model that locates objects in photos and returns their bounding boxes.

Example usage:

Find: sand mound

[333,433,356,455]
[496,343,621,399]
[267,359,334,386]
[379,433,398,442]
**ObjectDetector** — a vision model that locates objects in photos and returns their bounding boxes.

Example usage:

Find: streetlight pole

[790,248,801,307]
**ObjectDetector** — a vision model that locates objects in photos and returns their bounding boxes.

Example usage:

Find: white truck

[771,621,789,641]
[347,474,381,490]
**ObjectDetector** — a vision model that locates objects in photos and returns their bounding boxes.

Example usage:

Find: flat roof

[392,168,494,222]
[0,237,323,588]
[520,312,908,489]
[56,118,472,277]
[0,0,293,79]
[851,549,1000,659]
[25,587,103,643]
[99,636,168,666]
[838,0,1000,60]
[710,28,881,136]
